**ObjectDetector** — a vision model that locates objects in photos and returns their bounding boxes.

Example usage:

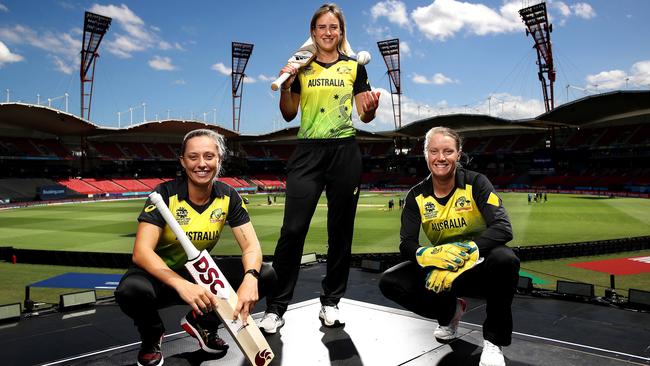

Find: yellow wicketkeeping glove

[424,241,480,293]
[415,241,473,270]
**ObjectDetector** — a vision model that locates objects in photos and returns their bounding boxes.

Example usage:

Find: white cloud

[364,24,392,40]
[400,41,411,57]
[371,0,411,29]
[243,76,257,84]
[630,60,650,86]
[571,3,596,19]
[412,72,457,85]
[0,24,80,73]
[582,60,650,90]
[586,69,627,90]
[553,1,571,17]
[0,3,8,12]
[89,3,175,58]
[51,55,74,74]
[552,1,596,24]
[211,62,231,75]
[411,0,523,41]
[172,79,186,85]
[257,74,274,82]
[148,55,176,71]
[362,89,545,131]
[0,41,23,67]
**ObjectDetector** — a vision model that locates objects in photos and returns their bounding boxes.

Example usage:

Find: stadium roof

[1,90,649,140]
[0,103,100,137]
[391,114,546,138]
[536,90,650,128]
[87,120,239,142]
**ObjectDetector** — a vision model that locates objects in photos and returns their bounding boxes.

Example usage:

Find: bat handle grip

[271,73,291,91]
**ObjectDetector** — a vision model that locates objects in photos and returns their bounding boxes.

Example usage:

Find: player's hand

[176,280,218,316]
[416,243,467,270]
[280,64,298,90]
[424,241,480,293]
[358,90,380,115]
[233,275,259,325]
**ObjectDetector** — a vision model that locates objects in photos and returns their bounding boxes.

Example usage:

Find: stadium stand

[110,178,151,192]
[0,178,66,201]
[56,178,104,195]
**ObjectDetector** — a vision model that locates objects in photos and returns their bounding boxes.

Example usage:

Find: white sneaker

[319,305,345,327]
[258,312,284,334]
[434,298,467,342]
[479,339,505,366]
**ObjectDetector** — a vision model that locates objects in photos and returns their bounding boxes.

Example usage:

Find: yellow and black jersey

[290,53,371,139]
[400,168,513,260]
[138,178,250,270]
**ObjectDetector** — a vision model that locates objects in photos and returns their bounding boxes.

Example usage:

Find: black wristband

[244,268,260,279]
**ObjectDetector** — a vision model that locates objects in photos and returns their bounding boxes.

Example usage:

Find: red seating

[56,178,103,195]
[112,179,151,191]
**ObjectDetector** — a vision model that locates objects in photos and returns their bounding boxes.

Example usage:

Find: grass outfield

[0,192,649,305]
[1,192,649,255]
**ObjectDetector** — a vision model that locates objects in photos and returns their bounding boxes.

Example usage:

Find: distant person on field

[544,192,547,203]
[527,193,532,205]
[379,126,519,366]
[259,3,380,333]
[115,129,275,366]
[388,198,394,211]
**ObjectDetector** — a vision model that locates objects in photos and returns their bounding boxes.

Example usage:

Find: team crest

[454,196,473,212]
[423,201,438,219]
[303,66,314,76]
[175,207,190,225]
[209,208,226,223]
[336,65,352,74]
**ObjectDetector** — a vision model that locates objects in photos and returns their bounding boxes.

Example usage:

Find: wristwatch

[244,268,260,279]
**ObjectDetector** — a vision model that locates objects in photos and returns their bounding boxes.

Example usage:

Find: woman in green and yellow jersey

[380,127,519,366]
[259,3,380,333]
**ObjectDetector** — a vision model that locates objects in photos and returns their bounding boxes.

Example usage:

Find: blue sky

[1,0,649,134]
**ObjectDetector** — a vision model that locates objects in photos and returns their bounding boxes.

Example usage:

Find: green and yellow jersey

[400,168,513,260]
[290,53,371,139]
[138,178,250,270]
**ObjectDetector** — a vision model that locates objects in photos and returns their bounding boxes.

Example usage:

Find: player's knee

[487,246,520,275]
[379,269,401,301]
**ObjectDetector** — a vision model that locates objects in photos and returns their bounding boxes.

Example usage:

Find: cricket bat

[148,192,274,366]
[271,37,316,91]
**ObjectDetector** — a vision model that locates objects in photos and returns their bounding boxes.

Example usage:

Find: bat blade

[148,192,274,366]
[271,38,316,91]
[186,251,274,366]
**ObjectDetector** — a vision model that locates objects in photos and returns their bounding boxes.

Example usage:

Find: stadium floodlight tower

[80,11,111,121]
[231,42,254,132]
[519,1,555,112]
[377,39,402,129]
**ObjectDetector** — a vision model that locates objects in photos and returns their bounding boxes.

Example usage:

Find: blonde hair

[310,3,354,56]
[424,126,463,154]
[180,129,227,176]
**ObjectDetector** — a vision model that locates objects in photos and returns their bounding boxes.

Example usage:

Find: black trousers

[379,246,520,346]
[267,138,362,316]
[115,258,275,343]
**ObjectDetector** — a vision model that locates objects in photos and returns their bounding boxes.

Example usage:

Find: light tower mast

[80,11,111,121]
[377,39,401,129]
[231,42,253,132]
[519,2,555,112]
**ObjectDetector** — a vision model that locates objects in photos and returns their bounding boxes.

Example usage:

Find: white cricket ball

[357,51,371,65]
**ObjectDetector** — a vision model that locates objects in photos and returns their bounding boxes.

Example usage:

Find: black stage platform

[2,263,649,366]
